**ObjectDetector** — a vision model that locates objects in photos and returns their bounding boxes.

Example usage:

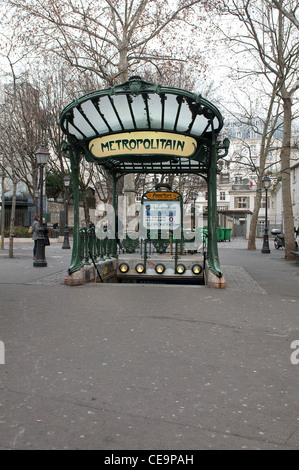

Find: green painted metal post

[207,128,223,278]
[112,172,117,258]
[175,238,178,272]
[180,196,183,254]
[64,144,84,275]
[143,239,147,273]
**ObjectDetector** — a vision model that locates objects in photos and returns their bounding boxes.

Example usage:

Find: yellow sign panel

[89,131,197,158]
[146,192,180,200]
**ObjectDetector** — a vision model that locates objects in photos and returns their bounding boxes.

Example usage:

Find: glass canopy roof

[60,76,227,175]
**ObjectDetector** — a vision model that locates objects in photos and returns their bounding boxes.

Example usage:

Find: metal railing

[79,227,116,265]
[77,226,207,266]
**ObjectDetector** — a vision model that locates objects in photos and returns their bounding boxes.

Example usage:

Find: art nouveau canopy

[59,76,229,284]
[59,76,229,176]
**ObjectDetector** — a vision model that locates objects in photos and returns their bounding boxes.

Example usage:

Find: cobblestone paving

[222,265,267,294]
[28,269,67,285]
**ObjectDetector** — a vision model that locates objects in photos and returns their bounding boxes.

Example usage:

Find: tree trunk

[9,177,17,258]
[118,40,136,213]
[247,86,279,250]
[248,181,262,250]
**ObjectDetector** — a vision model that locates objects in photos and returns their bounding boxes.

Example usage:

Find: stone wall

[47,200,96,228]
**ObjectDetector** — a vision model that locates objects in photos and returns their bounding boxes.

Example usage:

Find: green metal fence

[79,227,116,264]
[77,225,218,266]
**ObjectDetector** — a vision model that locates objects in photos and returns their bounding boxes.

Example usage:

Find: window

[234,197,249,209]
[220,191,226,201]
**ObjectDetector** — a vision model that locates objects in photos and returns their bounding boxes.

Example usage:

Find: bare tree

[221,81,284,249]
[215,0,299,258]
[0,30,32,256]
[7,0,208,85]
[265,0,299,30]
[6,0,214,208]
[247,83,283,250]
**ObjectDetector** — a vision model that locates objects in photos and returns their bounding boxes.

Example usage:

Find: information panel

[143,200,181,230]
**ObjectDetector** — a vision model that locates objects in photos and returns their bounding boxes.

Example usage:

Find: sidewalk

[0,238,299,450]
[218,237,299,298]
[0,238,72,285]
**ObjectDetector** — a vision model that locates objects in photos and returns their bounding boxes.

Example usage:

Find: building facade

[195,119,299,239]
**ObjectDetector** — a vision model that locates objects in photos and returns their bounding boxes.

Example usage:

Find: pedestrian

[32,215,40,260]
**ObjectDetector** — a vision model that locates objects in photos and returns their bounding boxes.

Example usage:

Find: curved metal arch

[60,76,224,139]
[59,76,226,176]
[60,77,229,287]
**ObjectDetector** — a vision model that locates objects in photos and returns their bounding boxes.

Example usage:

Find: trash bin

[217,227,224,241]
[224,228,232,241]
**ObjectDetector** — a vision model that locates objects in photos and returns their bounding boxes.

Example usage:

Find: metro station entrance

[117,184,205,285]
[59,76,229,288]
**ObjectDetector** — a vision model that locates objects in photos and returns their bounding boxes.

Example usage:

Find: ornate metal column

[62,142,83,274]
[62,175,71,249]
[112,171,117,258]
[207,127,223,278]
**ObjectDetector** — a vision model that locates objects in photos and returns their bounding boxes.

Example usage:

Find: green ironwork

[111,172,117,258]
[59,76,230,280]
[122,236,139,253]
[77,226,115,266]
[174,238,179,273]
[59,76,228,176]
[152,239,170,254]
[62,142,84,275]
[207,123,222,278]
[143,239,148,273]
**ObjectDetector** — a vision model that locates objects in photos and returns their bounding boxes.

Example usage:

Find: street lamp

[62,174,71,249]
[33,144,50,267]
[261,175,272,254]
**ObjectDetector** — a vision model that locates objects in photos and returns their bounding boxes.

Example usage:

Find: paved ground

[0,237,299,450]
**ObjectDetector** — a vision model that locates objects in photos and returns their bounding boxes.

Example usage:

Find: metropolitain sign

[89,131,197,159]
